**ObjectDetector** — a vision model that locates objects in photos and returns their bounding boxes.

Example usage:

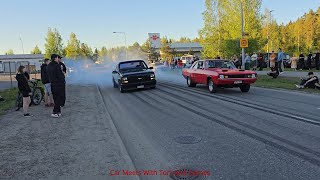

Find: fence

[0,61,39,89]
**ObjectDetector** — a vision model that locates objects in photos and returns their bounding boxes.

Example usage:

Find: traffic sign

[240,38,248,48]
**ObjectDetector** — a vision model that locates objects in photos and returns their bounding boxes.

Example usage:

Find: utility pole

[241,0,245,69]
[267,10,274,67]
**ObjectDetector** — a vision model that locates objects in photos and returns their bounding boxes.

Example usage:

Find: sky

[0,0,319,54]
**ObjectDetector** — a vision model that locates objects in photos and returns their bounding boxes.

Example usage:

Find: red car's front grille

[227,74,246,78]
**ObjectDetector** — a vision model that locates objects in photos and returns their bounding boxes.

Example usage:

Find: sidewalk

[0,85,136,179]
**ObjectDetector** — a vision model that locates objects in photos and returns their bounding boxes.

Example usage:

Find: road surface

[1,70,320,179]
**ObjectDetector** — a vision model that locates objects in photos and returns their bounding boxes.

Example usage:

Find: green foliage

[160,36,173,59]
[44,28,63,59]
[65,32,81,59]
[6,49,14,55]
[31,45,42,54]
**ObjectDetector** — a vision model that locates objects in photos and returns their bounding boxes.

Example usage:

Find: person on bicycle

[47,54,65,118]
[41,58,54,107]
[16,66,33,117]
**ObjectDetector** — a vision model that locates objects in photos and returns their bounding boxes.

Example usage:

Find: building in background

[169,42,202,57]
[0,54,44,73]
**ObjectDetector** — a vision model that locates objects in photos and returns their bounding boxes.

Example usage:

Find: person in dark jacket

[41,58,54,107]
[315,50,320,70]
[16,66,32,117]
[59,61,67,106]
[47,54,65,118]
[307,53,312,70]
[299,53,305,70]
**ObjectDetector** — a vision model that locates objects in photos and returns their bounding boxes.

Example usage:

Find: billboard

[148,33,160,48]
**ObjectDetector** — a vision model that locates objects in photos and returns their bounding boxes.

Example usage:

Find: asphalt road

[1,69,320,179]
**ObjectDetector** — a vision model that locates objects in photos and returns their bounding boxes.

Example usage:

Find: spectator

[41,58,54,107]
[251,52,258,71]
[278,48,284,74]
[315,50,320,70]
[47,54,65,118]
[307,52,312,70]
[267,66,279,79]
[296,72,319,89]
[269,51,276,68]
[232,55,240,69]
[289,54,298,71]
[299,53,305,70]
[16,66,32,117]
[257,52,264,71]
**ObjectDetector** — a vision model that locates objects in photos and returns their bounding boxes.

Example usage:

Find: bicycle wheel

[15,92,23,111]
[32,87,43,105]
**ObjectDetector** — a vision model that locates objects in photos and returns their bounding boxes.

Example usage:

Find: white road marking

[317,108,320,110]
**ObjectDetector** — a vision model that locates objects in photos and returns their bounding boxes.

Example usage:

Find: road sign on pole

[240,38,248,48]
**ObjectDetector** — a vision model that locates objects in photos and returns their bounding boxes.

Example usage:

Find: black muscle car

[112,60,156,93]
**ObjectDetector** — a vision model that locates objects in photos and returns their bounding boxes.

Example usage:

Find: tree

[160,36,173,60]
[6,49,14,55]
[31,45,42,54]
[80,43,93,59]
[65,32,81,59]
[44,28,63,59]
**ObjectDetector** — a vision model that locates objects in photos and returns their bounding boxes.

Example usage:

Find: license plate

[137,85,145,88]
[234,81,242,84]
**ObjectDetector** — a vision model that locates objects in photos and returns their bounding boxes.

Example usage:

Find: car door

[112,65,120,85]
[196,61,207,84]
[193,61,205,84]
[189,61,199,83]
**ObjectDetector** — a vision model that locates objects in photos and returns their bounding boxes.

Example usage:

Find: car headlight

[252,74,256,78]
[122,77,128,83]
[150,74,155,78]
[219,75,224,79]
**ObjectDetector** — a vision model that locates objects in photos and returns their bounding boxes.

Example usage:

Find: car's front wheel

[187,77,196,87]
[240,84,250,92]
[208,79,217,93]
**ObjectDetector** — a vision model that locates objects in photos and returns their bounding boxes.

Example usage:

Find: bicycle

[16,79,44,111]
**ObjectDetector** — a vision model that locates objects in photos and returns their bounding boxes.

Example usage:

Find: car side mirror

[149,67,153,69]
[112,70,117,74]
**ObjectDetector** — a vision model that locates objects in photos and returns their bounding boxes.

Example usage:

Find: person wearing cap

[295,72,319,89]
[41,58,54,107]
[47,54,66,118]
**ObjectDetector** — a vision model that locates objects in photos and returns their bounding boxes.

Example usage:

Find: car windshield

[119,61,148,72]
[207,60,236,69]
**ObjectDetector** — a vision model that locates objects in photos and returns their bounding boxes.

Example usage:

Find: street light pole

[113,32,128,60]
[19,34,25,54]
[267,10,274,67]
[240,0,245,69]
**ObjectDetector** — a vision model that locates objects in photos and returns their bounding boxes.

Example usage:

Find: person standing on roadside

[16,66,32,117]
[290,54,298,71]
[47,54,65,118]
[270,51,276,68]
[299,53,305,70]
[307,52,313,70]
[277,48,284,74]
[257,52,264,71]
[315,50,320,70]
[251,52,258,71]
[59,61,67,107]
[41,58,54,107]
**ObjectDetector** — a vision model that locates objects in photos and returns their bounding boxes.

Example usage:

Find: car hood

[121,69,154,76]
[206,68,256,74]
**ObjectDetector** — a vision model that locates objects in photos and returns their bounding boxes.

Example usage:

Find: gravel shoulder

[0,85,136,179]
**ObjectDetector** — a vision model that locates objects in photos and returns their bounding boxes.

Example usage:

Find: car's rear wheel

[208,79,217,93]
[240,84,250,92]
[187,77,196,87]
[113,78,118,88]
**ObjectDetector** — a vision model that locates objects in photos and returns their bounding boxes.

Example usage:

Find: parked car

[182,59,257,93]
[112,60,156,93]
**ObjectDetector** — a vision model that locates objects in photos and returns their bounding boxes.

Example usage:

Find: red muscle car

[182,59,257,93]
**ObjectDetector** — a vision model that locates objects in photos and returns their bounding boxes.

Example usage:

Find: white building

[0,54,44,73]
